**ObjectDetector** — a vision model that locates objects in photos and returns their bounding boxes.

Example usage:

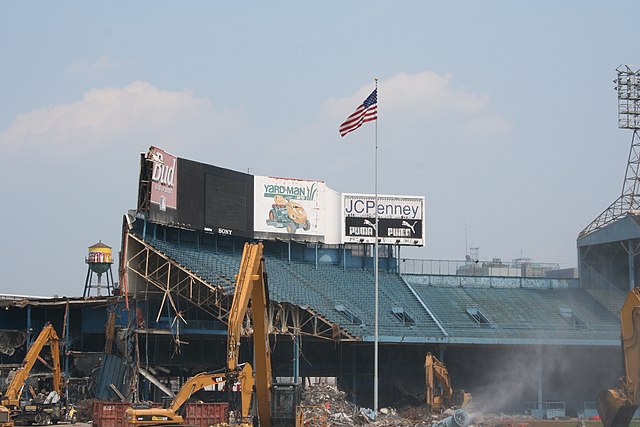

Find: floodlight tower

[580,65,640,236]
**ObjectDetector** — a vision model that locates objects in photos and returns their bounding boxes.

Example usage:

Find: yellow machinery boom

[1,323,61,409]
[425,352,470,413]
[227,242,273,427]
[597,287,640,427]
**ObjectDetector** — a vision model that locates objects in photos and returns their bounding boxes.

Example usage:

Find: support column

[352,345,357,404]
[537,347,544,412]
[64,301,70,376]
[26,305,32,347]
[629,240,635,290]
[343,245,346,271]
[293,335,300,384]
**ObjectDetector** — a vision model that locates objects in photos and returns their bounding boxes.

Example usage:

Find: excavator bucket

[596,388,637,427]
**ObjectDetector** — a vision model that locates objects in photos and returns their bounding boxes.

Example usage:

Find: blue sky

[1,2,637,296]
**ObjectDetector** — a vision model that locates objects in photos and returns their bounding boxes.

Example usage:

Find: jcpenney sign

[342,194,425,246]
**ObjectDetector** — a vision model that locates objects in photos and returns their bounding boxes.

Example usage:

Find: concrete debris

[300,382,462,427]
[298,383,595,426]
[360,408,376,421]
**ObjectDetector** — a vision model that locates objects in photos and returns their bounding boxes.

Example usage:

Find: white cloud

[0,81,247,152]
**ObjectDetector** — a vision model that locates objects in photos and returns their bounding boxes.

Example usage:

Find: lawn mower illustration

[266,195,311,234]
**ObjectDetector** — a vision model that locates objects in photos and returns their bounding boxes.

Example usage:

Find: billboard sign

[254,176,325,237]
[147,146,177,211]
[175,158,254,236]
[343,194,425,245]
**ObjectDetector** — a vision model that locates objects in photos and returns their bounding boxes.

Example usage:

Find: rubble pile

[300,383,451,427]
[301,382,359,426]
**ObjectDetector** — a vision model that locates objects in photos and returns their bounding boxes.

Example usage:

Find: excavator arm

[1,323,61,408]
[227,242,273,427]
[597,288,640,427]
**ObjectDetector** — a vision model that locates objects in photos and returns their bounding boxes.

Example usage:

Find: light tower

[83,241,115,297]
[580,65,640,236]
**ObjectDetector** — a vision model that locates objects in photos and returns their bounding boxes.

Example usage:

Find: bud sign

[147,146,178,211]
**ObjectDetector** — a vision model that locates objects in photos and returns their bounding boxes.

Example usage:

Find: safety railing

[399,258,562,278]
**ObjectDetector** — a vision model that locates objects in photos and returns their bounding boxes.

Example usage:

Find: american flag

[339,89,377,137]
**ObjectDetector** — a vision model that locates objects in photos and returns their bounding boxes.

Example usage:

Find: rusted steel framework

[123,232,357,346]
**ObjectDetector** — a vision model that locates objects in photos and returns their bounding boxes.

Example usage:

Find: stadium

[2,141,636,422]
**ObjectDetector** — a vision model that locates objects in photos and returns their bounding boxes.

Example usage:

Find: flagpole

[373,77,379,415]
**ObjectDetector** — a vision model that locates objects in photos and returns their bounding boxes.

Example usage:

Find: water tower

[83,241,115,297]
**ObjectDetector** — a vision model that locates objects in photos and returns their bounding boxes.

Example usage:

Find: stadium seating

[140,235,621,343]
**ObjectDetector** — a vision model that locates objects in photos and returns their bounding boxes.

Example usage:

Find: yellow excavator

[2,323,61,410]
[597,287,640,427]
[125,364,254,426]
[125,242,303,427]
[1,322,75,426]
[425,352,471,413]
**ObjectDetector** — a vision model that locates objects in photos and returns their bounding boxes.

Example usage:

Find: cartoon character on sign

[266,195,311,234]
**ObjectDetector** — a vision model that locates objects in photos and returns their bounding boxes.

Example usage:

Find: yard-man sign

[254,176,325,237]
[343,194,425,246]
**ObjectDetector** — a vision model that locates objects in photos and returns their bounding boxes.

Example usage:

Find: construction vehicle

[597,287,640,427]
[425,352,471,413]
[0,323,74,426]
[125,242,302,427]
[124,364,254,426]
[224,242,303,426]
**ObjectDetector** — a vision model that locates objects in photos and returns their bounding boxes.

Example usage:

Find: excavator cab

[0,405,12,427]
[161,396,172,410]
[270,384,302,427]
